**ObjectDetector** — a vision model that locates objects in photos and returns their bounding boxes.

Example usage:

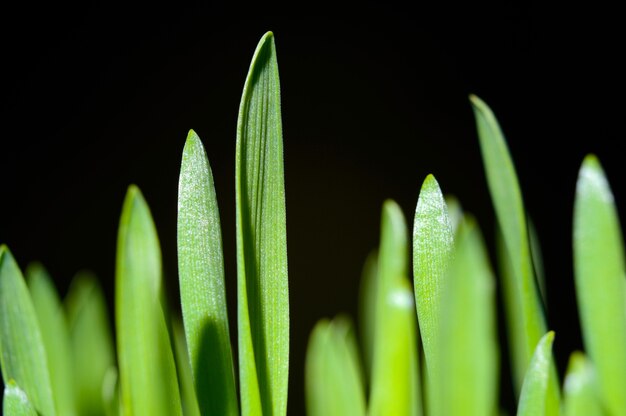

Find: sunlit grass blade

[471,95,559,413]
[0,246,55,416]
[178,130,238,415]
[3,380,38,416]
[305,317,366,416]
[115,185,182,416]
[562,352,602,416]
[370,200,421,416]
[172,319,201,416]
[26,263,76,416]
[358,251,378,382]
[236,31,289,416]
[516,331,555,416]
[528,219,547,307]
[65,272,115,416]
[438,217,498,416]
[573,154,626,415]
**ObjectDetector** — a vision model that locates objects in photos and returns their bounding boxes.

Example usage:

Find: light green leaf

[444,195,463,235]
[102,366,120,416]
[26,263,76,416]
[0,246,55,416]
[517,331,555,416]
[573,154,626,415]
[471,95,559,414]
[358,251,378,382]
[562,352,602,416]
[65,272,115,416]
[370,201,421,416]
[178,130,238,415]
[115,185,182,416]
[236,31,289,416]
[3,380,38,416]
[172,319,201,416]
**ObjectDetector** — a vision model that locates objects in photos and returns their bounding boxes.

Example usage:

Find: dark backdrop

[2,5,624,414]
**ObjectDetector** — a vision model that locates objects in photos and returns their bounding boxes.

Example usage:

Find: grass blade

[358,251,378,382]
[3,380,38,416]
[444,195,463,235]
[236,31,289,416]
[115,185,182,416]
[562,352,602,416]
[178,130,238,415]
[528,219,547,307]
[172,319,201,416]
[26,263,76,416]
[573,154,626,415]
[516,331,555,416]
[0,246,55,416]
[102,367,120,416]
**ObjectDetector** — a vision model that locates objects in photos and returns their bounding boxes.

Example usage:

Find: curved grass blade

[573,155,626,415]
[172,319,201,416]
[236,31,289,416]
[471,95,559,413]
[3,380,38,416]
[528,219,547,307]
[438,218,498,416]
[65,272,115,416]
[26,263,76,416]
[562,352,601,416]
[0,246,55,416]
[115,186,182,416]
[178,130,238,415]
[358,251,378,382]
[516,331,555,416]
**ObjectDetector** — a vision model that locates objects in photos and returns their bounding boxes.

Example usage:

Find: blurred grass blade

[3,380,38,416]
[444,195,463,235]
[65,272,115,416]
[26,263,76,416]
[236,31,289,416]
[0,246,55,416]
[115,186,182,416]
[516,331,555,416]
[528,219,547,307]
[102,367,120,416]
[370,201,421,416]
[305,317,366,416]
[439,218,498,416]
[471,95,559,413]
[562,352,602,416]
[178,130,238,415]
[358,251,378,382]
[172,319,201,416]
[573,155,626,415]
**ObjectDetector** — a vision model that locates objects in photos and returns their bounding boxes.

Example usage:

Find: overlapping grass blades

[516,332,555,416]
[562,352,601,416]
[3,380,38,416]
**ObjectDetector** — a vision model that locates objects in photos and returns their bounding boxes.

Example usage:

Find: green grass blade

[0,246,55,416]
[26,263,76,416]
[444,195,463,235]
[115,185,182,416]
[516,331,555,416]
[3,380,38,416]
[438,218,498,416]
[573,155,626,415]
[102,367,120,416]
[358,251,378,382]
[236,31,289,416]
[65,272,115,416]
[471,95,559,413]
[370,201,421,416]
[562,352,602,416]
[172,319,201,416]
[528,219,547,307]
[178,130,238,415]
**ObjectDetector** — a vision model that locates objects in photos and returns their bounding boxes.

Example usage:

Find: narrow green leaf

[573,154,626,415]
[562,352,602,416]
[0,246,55,416]
[178,130,238,415]
[115,185,182,416]
[438,218,498,416]
[172,319,201,416]
[26,263,76,416]
[3,380,38,416]
[517,331,555,416]
[528,219,547,307]
[102,367,120,416]
[444,195,463,235]
[65,272,115,416]
[236,31,289,416]
[471,95,559,413]
[358,251,378,382]
[370,201,421,416]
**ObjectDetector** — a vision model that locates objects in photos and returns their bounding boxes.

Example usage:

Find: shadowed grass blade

[0,246,55,416]
[573,155,626,415]
[528,220,547,307]
[562,352,601,416]
[236,31,289,416]
[516,331,555,416]
[26,263,76,416]
[115,186,182,416]
[178,130,237,415]
[3,380,38,416]
[358,251,378,382]
[172,320,201,416]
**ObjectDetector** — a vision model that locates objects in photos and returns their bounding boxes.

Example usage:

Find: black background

[2,4,624,414]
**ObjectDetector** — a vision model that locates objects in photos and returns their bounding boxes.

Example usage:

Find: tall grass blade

[172,320,201,416]
[3,380,38,416]
[358,251,378,381]
[562,352,601,416]
[516,331,555,416]
[528,220,547,307]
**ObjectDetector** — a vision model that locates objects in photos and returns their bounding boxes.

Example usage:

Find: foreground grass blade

[358,251,378,381]
[236,31,289,416]
[573,155,626,415]
[178,130,238,415]
[439,218,498,416]
[3,380,38,416]
[471,95,559,413]
[115,186,182,416]
[172,320,201,416]
[26,263,76,416]
[562,352,601,416]
[370,201,421,416]
[305,317,366,416]
[65,272,115,416]
[0,246,55,416]
[517,332,555,416]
